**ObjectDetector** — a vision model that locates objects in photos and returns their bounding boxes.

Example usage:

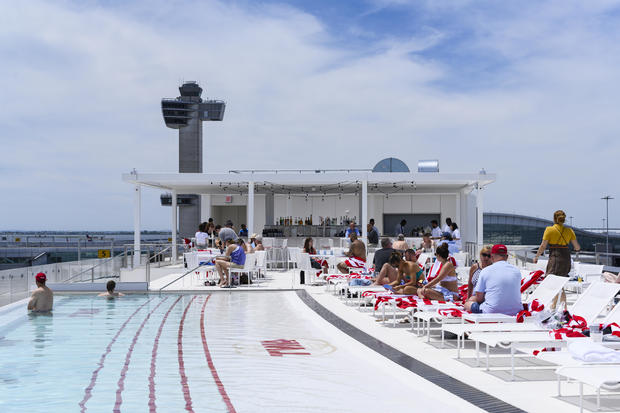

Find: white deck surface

[129,264,618,412]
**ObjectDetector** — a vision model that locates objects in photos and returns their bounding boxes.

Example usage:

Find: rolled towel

[568,340,620,363]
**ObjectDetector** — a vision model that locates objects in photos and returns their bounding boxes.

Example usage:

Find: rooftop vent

[417,160,439,173]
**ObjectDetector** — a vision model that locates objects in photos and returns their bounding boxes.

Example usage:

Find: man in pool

[27,272,53,312]
[98,280,125,298]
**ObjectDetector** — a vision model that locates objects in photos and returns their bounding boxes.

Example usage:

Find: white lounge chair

[468,282,620,379]
[442,274,570,356]
[411,272,558,342]
[555,365,620,413]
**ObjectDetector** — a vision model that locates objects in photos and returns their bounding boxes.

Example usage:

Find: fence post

[91,267,94,283]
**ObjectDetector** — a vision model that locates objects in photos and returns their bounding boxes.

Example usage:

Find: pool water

[0,292,477,412]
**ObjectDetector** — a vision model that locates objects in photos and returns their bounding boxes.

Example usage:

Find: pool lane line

[149,295,185,413]
[200,294,237,413]
[296,290,526,413]
[113,297,169,412]
[178,295,197,412]
[79,297,156,413]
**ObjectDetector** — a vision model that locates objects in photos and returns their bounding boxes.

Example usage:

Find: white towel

[568,340,620,363]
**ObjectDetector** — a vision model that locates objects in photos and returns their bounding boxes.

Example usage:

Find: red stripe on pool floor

[178,295,197,412]
[79,298,155,413]
[149,295,184,413]
[113,297,169,412]
[200,294,237,413]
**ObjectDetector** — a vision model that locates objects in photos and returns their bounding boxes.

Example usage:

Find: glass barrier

[0,256,123,307]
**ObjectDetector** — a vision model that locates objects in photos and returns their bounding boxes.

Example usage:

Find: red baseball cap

[35,272,47,282]
[491,244,508,255]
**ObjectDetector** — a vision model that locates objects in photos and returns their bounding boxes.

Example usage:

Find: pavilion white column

[200,194,212,222]
[456,191,461,229]
[171,189,177,264]
[247,181,255,237]
[476,183,484,251]
[361,180,368,242]
[133,184,141,267]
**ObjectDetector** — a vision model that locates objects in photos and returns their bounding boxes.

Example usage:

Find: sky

[1,0,619,231]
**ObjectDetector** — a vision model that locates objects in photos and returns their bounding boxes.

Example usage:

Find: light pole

[601,196,613,257]
[569,216,574,227]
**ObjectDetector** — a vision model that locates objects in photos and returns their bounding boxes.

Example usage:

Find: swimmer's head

[106,280,116,293]
[35,272,47,285]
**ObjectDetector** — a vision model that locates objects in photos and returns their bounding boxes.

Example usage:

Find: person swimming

[27,272,53,312]
[98,280,125,298]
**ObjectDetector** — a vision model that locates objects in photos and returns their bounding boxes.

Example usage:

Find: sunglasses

[481,253,491,258]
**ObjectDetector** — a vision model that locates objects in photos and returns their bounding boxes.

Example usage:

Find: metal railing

[145,245,174,284]
[122,243,185,268]
[158,264,207,292]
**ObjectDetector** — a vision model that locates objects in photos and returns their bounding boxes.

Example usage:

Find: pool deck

[142,266,614,413]
[6,264,614,413]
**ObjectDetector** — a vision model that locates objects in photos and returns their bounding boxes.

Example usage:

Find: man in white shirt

[464,244,522,315]
[442,217,453,235]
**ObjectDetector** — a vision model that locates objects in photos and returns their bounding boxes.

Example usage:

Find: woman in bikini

[417,243,459,301]
[374,251,401,285]
[390,253,425,295]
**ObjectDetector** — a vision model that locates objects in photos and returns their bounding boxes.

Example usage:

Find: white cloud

[0,0,619,230]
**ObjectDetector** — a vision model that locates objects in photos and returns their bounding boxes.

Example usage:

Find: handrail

[148,245,172,262]
[158,263,207,292]
[64,250,127,282]
[29,251,47,262]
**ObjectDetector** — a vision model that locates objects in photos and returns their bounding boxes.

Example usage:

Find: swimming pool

[0,292,480,412]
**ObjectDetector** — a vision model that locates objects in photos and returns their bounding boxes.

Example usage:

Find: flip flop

[383,284,396,293]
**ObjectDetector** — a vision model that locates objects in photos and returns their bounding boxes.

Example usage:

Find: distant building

[484,212,620,258]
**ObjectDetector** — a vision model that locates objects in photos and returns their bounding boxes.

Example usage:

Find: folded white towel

[568,340,620,363]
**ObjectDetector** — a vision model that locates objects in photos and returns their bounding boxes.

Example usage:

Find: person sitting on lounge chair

[417,243,459,301]
[392,234,408,252]
[337,237,366,273]
[390,253,425,295]
[373,251,401,285]
[249,234,265,252]
[464,244,522,315]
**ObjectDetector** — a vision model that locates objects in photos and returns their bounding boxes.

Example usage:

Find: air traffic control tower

[161,81,226,237]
